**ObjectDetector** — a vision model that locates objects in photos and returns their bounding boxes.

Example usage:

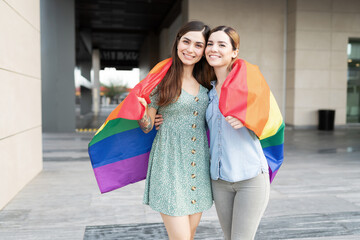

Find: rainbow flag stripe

[88,59,172,193]
[219,59,284,182]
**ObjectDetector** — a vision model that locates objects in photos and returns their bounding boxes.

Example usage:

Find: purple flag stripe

[269,168,278,183]
[93,152,150,193]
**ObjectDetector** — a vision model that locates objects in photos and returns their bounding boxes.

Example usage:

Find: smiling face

[177,31,206,66]
[205,31,238,69]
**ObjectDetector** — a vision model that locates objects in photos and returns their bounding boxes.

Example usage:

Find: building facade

[157,0,360,127]
[0,0,42,209]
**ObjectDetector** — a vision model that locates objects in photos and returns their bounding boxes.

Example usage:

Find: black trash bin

[318,109,335,131]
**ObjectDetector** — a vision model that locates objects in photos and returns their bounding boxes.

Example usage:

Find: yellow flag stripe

[95,120,108,135]
[259,92,283,140]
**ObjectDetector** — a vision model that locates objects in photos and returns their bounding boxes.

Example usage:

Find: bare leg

[160,213,191,240]
[189,212,202,240]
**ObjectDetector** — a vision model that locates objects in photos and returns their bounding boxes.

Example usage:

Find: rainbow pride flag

[88,59,172,193]
[88,57,284,193]
[219,59,285,183]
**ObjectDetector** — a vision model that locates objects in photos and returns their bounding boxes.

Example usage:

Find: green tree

[102,83,127,103]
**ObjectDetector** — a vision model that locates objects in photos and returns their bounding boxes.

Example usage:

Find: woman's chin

[207,62,223,68]
[180,58,200,66]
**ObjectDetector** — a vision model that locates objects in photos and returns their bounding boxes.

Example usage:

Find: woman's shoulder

[150,86,159,96]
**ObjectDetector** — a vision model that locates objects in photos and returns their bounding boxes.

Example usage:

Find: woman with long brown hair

[137,21,213,240]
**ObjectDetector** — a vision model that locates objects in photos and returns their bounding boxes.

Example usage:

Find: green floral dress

[143,85,213,216]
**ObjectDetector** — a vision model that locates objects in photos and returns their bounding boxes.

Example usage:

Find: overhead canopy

[75,0,180,70]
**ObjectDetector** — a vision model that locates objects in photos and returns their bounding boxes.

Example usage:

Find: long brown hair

[209,26,240,71]
[156,21,213,107]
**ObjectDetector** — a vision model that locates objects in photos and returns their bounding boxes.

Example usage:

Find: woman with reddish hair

[205,26,272,240]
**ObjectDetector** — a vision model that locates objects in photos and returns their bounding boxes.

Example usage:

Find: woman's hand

[137,97,152,133]
[154,114,163,130]
[225,116,244,129]
[138,97,148,113]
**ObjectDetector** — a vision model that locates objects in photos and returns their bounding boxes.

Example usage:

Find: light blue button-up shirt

[206,82,268,182]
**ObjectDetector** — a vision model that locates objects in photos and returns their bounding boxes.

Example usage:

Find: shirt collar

[208,81,217,100]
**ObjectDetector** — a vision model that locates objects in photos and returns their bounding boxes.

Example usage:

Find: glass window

[347,39,360,123]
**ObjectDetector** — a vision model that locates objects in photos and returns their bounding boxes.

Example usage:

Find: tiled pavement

[1,127,360,239]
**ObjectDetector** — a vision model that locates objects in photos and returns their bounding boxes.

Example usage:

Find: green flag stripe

[260,122,285,148]
[89,118,139,147]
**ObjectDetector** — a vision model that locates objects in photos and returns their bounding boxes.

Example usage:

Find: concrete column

[80,61,92,81]
[78,61,92,116]
[41,0,75,132]
[80,86,92,115]
[139,33,159,80]
[159,28,170,60]
[92,49,101,117]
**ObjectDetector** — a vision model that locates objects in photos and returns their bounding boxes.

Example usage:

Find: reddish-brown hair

[155,21,213,107]
[209,26,240,70]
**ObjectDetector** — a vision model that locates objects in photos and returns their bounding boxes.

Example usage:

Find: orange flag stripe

[244,61,270,137]
[148,58,171,75]
[106,100,125,122]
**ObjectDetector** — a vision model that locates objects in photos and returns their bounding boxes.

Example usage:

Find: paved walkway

[1,127,360,239]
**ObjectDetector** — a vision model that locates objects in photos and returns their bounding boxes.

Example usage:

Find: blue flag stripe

[263,143,284,172]
[89,127,157,168]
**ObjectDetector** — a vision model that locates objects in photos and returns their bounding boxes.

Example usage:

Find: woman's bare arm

[137,97,157,133]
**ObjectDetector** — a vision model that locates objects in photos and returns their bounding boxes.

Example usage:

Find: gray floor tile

[1,128,360,239]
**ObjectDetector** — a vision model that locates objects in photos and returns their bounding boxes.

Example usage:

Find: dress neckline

[182,85,202,97]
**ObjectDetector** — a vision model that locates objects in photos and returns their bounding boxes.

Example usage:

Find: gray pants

[212,172,270,240]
